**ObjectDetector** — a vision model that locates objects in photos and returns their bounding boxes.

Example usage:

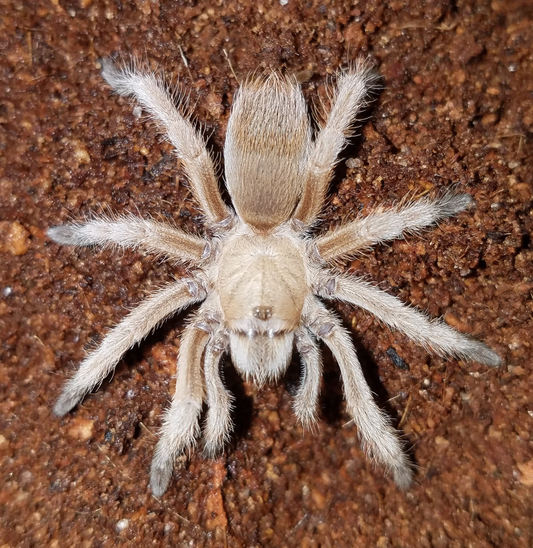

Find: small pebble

[0,221,31,255]
[346,157,363,169]
[386,347,409,370]
[67,418,95,441]
[116,519,129,533]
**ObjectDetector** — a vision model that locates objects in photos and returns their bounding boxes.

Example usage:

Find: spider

[48,59,501,497]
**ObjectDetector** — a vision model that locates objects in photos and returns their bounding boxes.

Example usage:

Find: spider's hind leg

[48,214,207,264]
[314,192,474,261]
[100,59,230,226]
[294,60,380,226]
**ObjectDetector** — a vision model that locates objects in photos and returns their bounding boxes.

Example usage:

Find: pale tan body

[49,59,501,497]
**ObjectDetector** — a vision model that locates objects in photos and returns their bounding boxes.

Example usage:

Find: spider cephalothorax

[49,59,501,496]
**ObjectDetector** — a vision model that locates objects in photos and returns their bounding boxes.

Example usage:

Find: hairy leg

[54,279,206,417]
[48,214,208,263]
[314,193,473,261]
[203,326,233,455]
[317,274,501,366]
[101,59,230,225]
[293,327,322,428]
[303,296,412,489]
[150,319,209,497]
[294,61,379,225]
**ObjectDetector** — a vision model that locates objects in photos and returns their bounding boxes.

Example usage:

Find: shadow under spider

[104,309,416,479]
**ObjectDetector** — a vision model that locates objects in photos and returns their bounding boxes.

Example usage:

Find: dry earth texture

[0,0,532,547]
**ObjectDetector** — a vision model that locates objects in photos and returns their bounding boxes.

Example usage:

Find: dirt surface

[1,0,532,546]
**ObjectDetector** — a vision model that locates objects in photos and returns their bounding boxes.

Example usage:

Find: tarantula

[48,59,501,497]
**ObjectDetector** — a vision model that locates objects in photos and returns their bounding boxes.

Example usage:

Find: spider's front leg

[150,315,210,497]
[203,325,233,456]
[303,296,413,490]
[54,278,206,417]
[293,327,322,428]
[317,274,501,366]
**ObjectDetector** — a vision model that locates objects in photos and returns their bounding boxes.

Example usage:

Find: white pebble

[116,519,129,532]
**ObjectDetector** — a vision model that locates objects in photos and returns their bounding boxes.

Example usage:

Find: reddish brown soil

[1,0,532,546]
